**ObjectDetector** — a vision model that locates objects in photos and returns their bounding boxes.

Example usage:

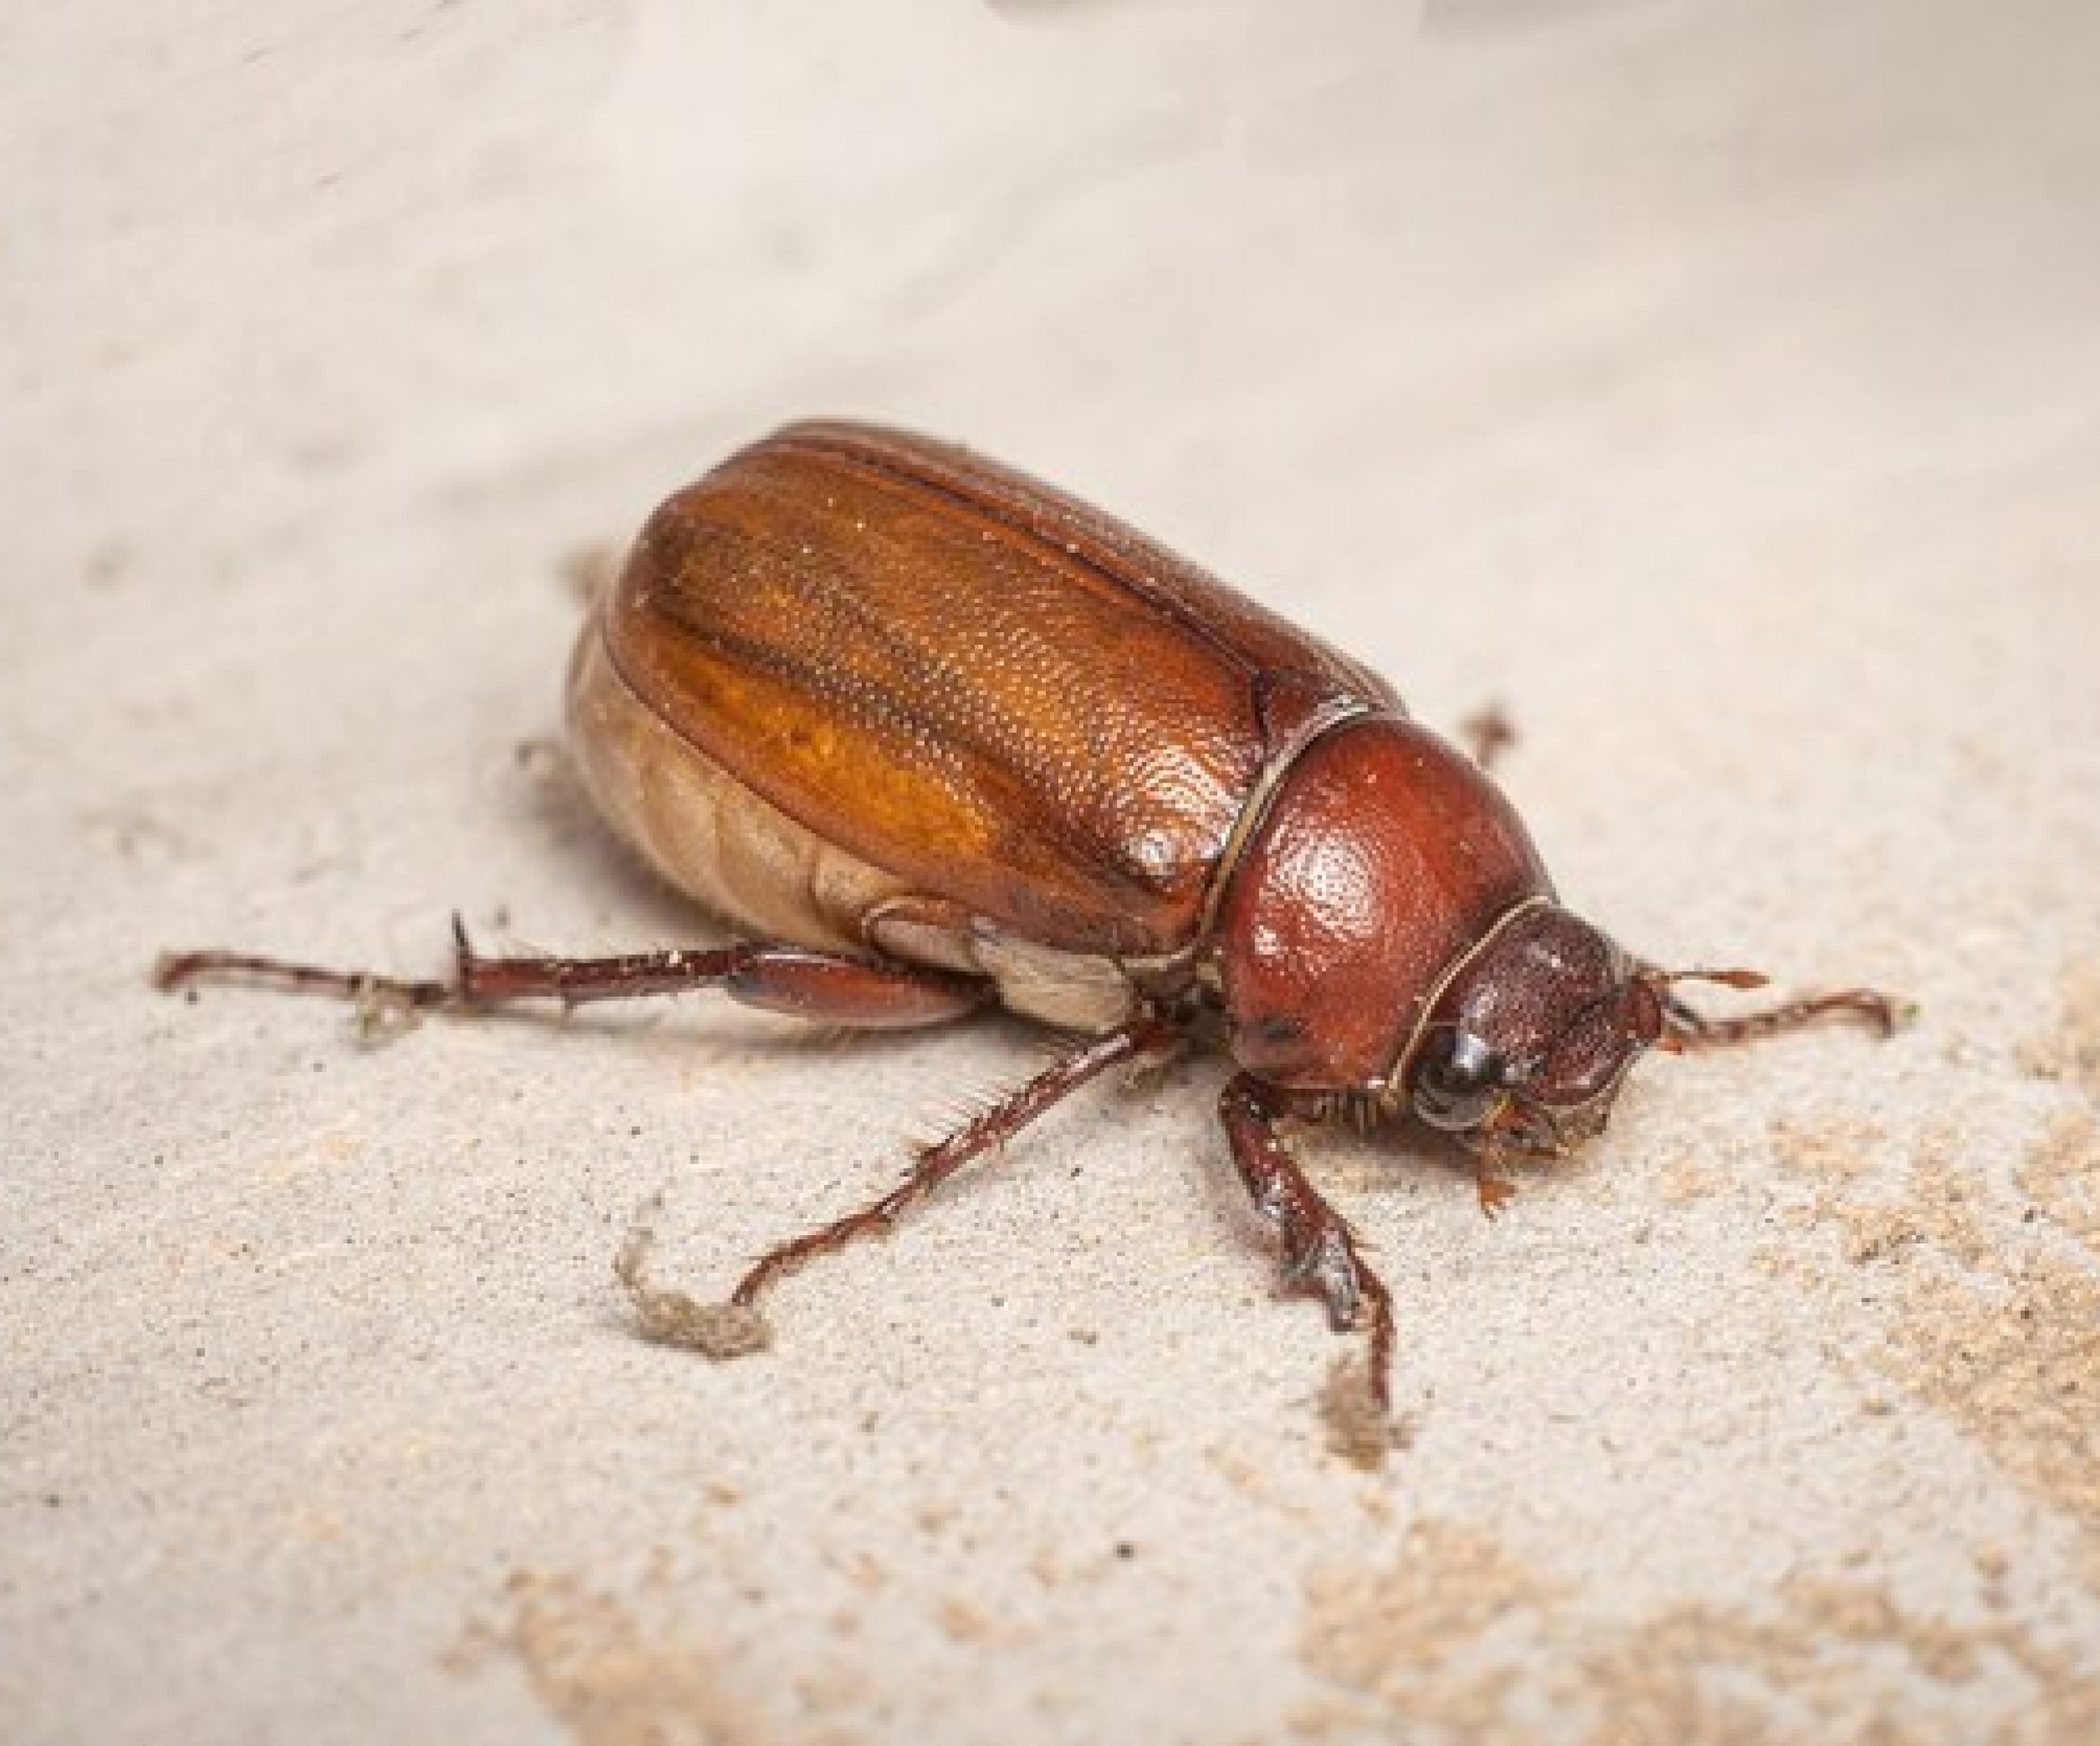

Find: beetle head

[1407,904,1758,1157]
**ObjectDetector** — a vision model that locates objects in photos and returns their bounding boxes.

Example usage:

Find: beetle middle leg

[155,916,989,1031]
[1219,1075,1397,1411]
[717,1015,1181,1321]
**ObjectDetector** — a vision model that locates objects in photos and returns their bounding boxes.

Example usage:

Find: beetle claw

[1281,1229,1363,1332]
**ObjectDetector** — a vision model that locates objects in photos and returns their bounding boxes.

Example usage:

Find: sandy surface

[6,2,2100,1741]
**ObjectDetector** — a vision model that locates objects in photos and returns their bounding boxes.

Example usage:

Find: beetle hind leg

[155,916,990,1031]
[1219,1075,1397,1413]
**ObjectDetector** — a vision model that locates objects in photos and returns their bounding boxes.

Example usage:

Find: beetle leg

[726,1015,1181,1315]
[155,916,989,1030]
[1219,1075,1396,1411]
[1471,1103,1527,1217]
[152,948,451,1013]
[1457,702,1517,772]
[1661,986,1914,1050]
[446,922,989,1028]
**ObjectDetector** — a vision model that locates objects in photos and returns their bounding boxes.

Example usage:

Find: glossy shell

[568,421,1403,1025]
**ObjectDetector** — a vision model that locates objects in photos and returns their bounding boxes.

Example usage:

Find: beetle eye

[1412,1030,1501,1131]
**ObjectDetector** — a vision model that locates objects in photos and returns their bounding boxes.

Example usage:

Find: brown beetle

[159,421,1904,1412]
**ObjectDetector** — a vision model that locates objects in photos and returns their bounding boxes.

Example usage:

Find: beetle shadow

[501,732,694,937]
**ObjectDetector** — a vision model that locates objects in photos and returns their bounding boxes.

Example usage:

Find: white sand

[6,2,2098,1740]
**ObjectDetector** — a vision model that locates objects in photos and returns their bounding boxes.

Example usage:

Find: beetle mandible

[159,421,1904,1412]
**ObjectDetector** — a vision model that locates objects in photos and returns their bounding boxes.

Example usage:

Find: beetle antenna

[1645,964,1911,1051]
[1658,967,1771,991]
[1631,967,1767,1054]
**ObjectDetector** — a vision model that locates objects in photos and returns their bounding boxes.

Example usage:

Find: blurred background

[6,3,2098,1742]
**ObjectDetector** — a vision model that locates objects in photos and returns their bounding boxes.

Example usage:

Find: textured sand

[6,3,2099,1741]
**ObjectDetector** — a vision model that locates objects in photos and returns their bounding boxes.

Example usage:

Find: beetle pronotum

[160,421,1904,1417]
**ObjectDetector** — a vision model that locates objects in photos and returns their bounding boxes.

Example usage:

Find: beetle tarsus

[152,948,452,1012]
[726,1015,1180,1314]
[1221,1075,1397,1414]
[1476,1171,1516,1218]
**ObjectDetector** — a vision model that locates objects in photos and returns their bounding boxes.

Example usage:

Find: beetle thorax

[1211,715,1552,1094]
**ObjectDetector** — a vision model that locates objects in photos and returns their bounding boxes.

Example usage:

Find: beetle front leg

[1219,1075,1396,1411]
[1474,1168,1517,1218]
[155,916,988,1031]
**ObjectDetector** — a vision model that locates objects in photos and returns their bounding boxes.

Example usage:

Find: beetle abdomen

[568,627,909,952]
[595,421,1396,959]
